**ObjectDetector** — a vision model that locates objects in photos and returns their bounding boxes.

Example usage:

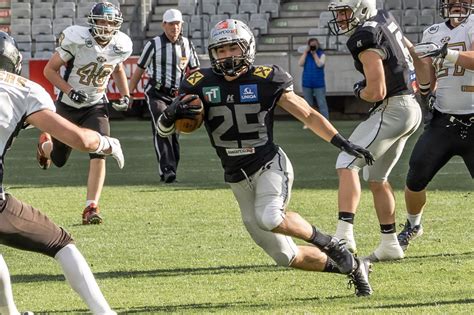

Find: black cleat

[323,237,356,275]
[348,257,373,297]
[397,220,424,251]
[163,170,176,183]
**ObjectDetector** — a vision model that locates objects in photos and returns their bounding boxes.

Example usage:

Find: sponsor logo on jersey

[239,84,258,102]
[203,86,221,103]
[428,25,439,34]
[225,148,255,156]
[253,66,272,79]
[186,71,204,86]
[227,94,234,103]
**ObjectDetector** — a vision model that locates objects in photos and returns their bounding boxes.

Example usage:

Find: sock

[380,232,398,244]
[380,223,396,234]
[86,200,98,208]
[0,255,20,315]
[338,212,355,224]
[55,244,116,315]
[407,213,422,227]
[323,258,342,274]
[335,220,354,241]
[308,226,332,248]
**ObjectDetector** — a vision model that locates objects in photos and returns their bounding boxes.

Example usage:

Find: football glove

[353,79,366,100]
[92,134,125,169]
[330,134,375,166]
[68,89,89,104]
[161,94,202,126]
[414,42,460,64]
[111,95,130,111]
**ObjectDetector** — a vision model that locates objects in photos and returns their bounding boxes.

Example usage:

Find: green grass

[3,119,473,314]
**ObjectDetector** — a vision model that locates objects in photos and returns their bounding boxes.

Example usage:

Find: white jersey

[422,18,474,114]
[56,25,133,109]
[0,70,55,187]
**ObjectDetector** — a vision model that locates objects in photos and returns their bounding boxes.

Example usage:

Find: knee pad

[269,250,296,266]
[89,153,106,160]
[406,168,429,192]
[255,203,285,231]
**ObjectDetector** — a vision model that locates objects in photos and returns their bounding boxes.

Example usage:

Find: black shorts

[0,194,73,257]
[406,110,474,191]
[51,101,110,166]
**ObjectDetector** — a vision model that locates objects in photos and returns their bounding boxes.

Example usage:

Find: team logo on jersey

[85,38,93,48]
[113,45,124,54]
[239,84,258,103]
[186,71,204,86]
[253,66,272,79]
[97,56,107,63]
[203,86,221,103]
[441,36,450,44]
[428,25,439,34]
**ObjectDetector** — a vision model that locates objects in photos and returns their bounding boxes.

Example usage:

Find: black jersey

[179,65,293,183]
[347,10,416,98]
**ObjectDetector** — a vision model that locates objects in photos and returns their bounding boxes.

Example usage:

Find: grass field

[3,119,473,314]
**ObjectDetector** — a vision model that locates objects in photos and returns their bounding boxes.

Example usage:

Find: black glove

[331,133,375,166]
[111,95,130,111]
[420,92,435,124]
[161,94,202,127]
[68,89,89,104]
[353,79,366,100]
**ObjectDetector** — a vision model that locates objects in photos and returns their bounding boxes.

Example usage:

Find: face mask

[310,45,317,51]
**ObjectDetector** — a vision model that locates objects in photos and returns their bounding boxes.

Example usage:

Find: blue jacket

[302,49,325,88]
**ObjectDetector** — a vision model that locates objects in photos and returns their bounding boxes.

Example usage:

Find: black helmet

[88,2,123,42]
[0,32,22,75]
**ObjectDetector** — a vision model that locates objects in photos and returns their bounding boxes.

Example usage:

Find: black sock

[309,225,333,248]
[323,258,342,274]
[380,223,396,234]
[338,212,355,225]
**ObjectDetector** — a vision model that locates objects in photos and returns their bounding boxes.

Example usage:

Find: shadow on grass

[11,263,286,284]
[356,298,474,310]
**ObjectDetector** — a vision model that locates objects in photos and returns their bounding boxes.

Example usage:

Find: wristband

[418,82,430,95]
[445,49,460,64]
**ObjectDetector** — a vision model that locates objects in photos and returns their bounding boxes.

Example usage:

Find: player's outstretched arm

[43,52,75,95]
[26,110,124,168]
[277,91,374,165]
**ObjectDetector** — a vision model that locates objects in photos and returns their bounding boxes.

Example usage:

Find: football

[174,94,204,134]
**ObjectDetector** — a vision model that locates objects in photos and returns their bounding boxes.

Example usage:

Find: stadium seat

[75,17,89,26]
[34,51,53,59]
[390,10,403,26]
[421,8,438,22]
[203,0,218,5]
[32,18,52,26]
[403,15,421,33]
[202,3,217,15]
[178,5,195,16]
[11,8,31,19]
[404,32,419,44]
[239,3,259,17]
[33,7,53,19]
[35,34,55,43]
[15,34,32,44]
[217,3,237,16]
[385,0,402,10]
[419,15,434,27]
[11,2,31,10]
[261,0,280,4]
[190,15,210,34]
[32,23,52,36]
[403,0,420,10]
[212,14,231,25]
[77,5,92,18]
[404,9,420,17]
[376,0,384,9]
[259,2,279,18]
[32,2,53,11]
[319,11,332,30]
[11,24,31,36]
[55,7,76,19]
[249,18,268,35]
[53,21,73,36]
[420,0,437,9]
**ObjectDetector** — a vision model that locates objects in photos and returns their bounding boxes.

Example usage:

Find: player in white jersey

[38,2,133,225]
[0,31,120,314]
[398,0,474,251]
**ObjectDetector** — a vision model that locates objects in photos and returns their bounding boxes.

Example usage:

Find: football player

[398,0,474,251]
[39,1,132,224]
[158,19,375,296]
[328,0,422,261]
[0,32,118,315]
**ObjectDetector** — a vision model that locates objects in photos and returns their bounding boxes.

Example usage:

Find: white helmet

[328,0,377,36]
[208,19,256,77]
[438,0,474,20]
[88,2,123,42]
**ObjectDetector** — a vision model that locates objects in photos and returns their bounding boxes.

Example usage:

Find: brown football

[174,95,204,134]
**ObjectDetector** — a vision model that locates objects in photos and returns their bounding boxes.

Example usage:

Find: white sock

[86,200,98,207]
[0,255,20,315]
[380,232,398,246]
[335,220,354,241]
[407,213,422,227]
[55,244,116,315]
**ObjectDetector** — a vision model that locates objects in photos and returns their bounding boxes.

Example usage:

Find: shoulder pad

[348,28,378,54]
[252,66,273,79]
[185,70,205,87]
[113,31,133,55]
[60,25,90,46]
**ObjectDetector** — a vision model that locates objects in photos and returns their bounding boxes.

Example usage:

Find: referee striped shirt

[137,33,199,91]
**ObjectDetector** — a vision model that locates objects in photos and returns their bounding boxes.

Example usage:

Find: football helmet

[328,0,377,36]
[0,32,22,75]
[88,2,123,42]
[438,0,474,20]
[208,19,256,77]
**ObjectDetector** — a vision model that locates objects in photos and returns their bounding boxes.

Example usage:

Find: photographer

[298,38,329,120]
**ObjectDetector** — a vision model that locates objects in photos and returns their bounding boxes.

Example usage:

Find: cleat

[82,204,103,225]
[348,257,373,297]
[397,220,424,251]
[323,237,356,275]
[334,235,357,255]
[36,132,51,170]
[367,243,404,262]
[163,170,176,183]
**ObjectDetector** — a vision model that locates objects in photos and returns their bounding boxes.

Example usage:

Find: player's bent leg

[36,132,52,170]
[55,244,116,315]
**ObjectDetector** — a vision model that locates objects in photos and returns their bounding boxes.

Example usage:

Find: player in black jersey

[158,19,375,296]
[328,0,422,261]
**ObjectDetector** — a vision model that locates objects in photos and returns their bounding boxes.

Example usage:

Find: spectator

[298,38,329,120]
[129,8,200,183]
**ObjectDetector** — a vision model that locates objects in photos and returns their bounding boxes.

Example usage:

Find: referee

[129,8,200,183]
